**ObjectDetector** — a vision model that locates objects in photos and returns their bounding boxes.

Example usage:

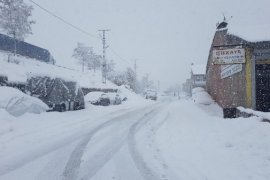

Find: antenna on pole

[216,13,233,30]
[98,29,110,84]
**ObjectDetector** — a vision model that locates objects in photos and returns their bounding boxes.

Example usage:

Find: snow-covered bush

[192,87,214,105]
[0,86,49,116]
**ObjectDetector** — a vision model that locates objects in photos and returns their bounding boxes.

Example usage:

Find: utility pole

[98,29,110,84]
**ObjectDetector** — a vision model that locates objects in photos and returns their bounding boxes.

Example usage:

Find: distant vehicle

[26,76,85,112]
[84,91,104,105]
[99,93,111,106]
[160,93,168,96]
[85,92,122,106]
[145,89,157,100]
[107,93,122,105]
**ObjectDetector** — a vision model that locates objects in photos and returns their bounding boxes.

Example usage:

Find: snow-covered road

[0,98,171,180]
[1,97,270,180]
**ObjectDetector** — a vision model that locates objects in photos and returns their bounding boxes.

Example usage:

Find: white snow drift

[0,86,48,117]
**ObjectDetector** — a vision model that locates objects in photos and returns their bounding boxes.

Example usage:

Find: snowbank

[156,100,270,180]
[237,106,270,121]
[117,85,146,104]
[0,86,49,116]
[0,109,17,136]
[192,87,214,105]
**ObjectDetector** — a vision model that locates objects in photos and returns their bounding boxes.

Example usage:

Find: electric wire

[29,0,133,67]
[28,0,99,39]
[108,47,133,66]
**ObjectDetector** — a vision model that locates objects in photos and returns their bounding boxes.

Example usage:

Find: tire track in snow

[0,107,132,145]
[0,107,137,177]
[62,104,162,180]
[127,102,170,180]
[145,112,172,180]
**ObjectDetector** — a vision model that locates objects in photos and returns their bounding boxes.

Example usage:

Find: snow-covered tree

[87,53,101,72]
[125,67,137,91]
[0,0,35,41]
[139,74,154,93]
[108,71,126,86]
[73,43,93,72]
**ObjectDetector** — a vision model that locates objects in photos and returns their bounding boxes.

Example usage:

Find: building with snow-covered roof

[182,78,192,97]
[182,64,206,96]
[191,64,206,88]
[206,21,270,117]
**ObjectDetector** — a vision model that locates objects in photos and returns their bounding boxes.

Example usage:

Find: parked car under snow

[106,93,122,105]
[84,91,104,105]
[26,76,85,112]
[85,92,122,106]
[0,86,49,117]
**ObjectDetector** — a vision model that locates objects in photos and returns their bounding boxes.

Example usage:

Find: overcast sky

[26,0,270,89]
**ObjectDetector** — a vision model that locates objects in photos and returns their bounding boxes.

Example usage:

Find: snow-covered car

[145,89,157,100]
[27,76,85,112]
[0,86,49,117]
[84,91,104,105]
[106,93,122,105]
[99,93,111,106]
[85,92,122,106]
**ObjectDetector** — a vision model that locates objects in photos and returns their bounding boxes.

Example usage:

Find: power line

[28,0,99,39]
[108,47,132,66]
[29,0,133,70]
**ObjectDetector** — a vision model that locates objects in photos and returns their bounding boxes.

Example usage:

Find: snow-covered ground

[156,100,270,180]
[0,90,270,180]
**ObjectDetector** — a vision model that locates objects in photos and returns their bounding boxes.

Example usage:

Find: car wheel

[60,104,66,112]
